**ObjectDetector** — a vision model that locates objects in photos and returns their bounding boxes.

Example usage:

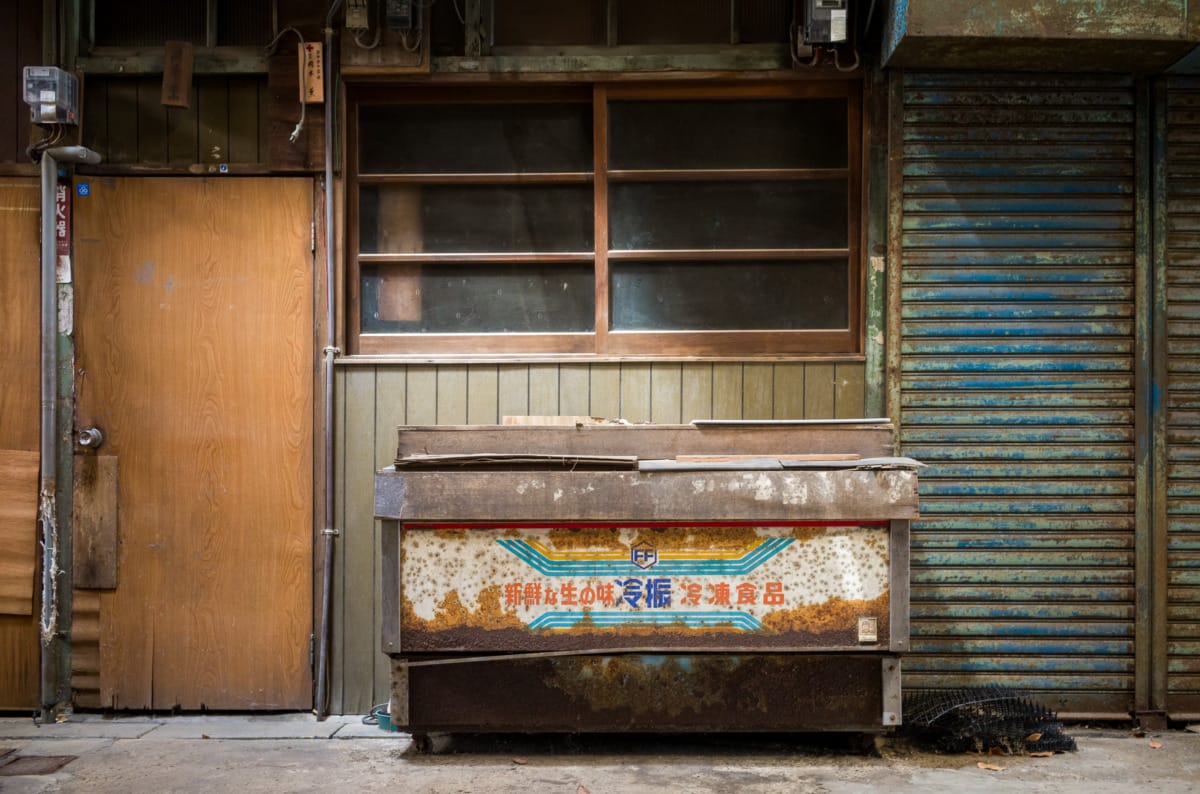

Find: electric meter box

[804,0,849,44]
[23,66,79,125]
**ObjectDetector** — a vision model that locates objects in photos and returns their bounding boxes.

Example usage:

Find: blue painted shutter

[897,73,1138,715]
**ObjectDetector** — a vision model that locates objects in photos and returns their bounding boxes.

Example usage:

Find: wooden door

[0,177,41,709]
[74,178,313,710]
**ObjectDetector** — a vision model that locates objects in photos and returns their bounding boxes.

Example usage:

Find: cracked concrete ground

[0,715,1197,793]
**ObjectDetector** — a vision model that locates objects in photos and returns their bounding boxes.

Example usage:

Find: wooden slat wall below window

[329,359,866,714]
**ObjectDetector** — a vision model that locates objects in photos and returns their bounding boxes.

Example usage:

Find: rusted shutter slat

[898,72,1138,714]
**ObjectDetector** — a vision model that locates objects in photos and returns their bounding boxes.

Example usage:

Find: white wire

[265,26,307,143]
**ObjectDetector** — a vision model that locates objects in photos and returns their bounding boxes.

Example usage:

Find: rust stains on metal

[760,593,890,635]
[401,588,528,635]
[545,655,741,718]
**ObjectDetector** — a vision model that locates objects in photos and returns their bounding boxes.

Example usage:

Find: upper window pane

[610,181,848,250]
[608,99,847,170]
[359,104,593,174]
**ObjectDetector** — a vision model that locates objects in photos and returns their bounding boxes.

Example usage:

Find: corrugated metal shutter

[1165,77,1200,719]
[895,73,1139,715]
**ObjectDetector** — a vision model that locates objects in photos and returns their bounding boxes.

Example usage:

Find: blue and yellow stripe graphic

[527,611,763,630]
[496,536,793,576]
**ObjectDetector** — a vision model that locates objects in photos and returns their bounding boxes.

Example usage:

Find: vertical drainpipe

[316,0,345,721]
[864,65,889,419]
[39,145,101,722]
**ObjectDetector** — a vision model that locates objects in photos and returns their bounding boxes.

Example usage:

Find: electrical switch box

[386,0,414,30]
[803,0,848,44]
[346,0,370,31]
[23,66,79,125]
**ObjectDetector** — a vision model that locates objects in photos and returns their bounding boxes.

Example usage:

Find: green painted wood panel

[805,363,836,419]
[743,363,773,419]
[436,366,468,424]
[651,363,682,424]
[406,368,437,425]
[559,365,591,416]
[590,364,620,419]
[329,367,347,713]
[712,363,743,419]
[467,365,499,424]
[340,367,377,714]
[497,365,528,418]
[372,368,406,702]
[836,362,867,418]
[774,363,805,419]
[681,363,713,422]
[529,365,559,416]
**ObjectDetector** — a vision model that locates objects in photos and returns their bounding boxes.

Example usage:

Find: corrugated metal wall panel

[1165,77,1200,717]
[896,72,1139,714]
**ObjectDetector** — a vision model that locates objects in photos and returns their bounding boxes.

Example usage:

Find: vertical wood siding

[895,72,1139,715]
[0,0,40,164]
[1164,78,1200,717]
[83,76,268,165]
[329,359,865,713]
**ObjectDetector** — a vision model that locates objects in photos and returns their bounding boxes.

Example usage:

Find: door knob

[77,426,105,449]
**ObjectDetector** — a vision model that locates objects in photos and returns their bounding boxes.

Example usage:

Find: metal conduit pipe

[39,145,101,721]
[316,0,344,721]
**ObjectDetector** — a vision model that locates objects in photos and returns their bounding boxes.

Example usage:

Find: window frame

[346,79,863,359]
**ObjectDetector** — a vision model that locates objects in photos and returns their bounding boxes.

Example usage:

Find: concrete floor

[0,715,1197,793]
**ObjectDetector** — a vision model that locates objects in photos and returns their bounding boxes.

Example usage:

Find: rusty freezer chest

[374,421,919,733]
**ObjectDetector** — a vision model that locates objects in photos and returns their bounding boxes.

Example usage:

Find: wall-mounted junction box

[23,66,79,124]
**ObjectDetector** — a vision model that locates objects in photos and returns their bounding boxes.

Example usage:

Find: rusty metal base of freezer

[389,653,901,733]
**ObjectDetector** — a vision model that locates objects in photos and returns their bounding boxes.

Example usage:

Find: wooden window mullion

[593,85,610,355]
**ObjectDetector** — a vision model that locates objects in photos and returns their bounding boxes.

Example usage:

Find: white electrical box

[346,0,369,31]
[23,66,79,125]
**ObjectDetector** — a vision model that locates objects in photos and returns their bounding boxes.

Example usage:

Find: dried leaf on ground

[577,786,592,794]
[1149,741,1163,750]
[977,762,1006,772]
[1025,733,1042,742]
[512,758,528,765]
[988,747,1006,756]
[1029,751,1054,758]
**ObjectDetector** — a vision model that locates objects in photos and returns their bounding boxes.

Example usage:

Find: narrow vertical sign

[55,180,71,258]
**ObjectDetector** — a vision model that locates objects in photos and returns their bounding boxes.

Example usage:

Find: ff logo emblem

[630,540,657,570]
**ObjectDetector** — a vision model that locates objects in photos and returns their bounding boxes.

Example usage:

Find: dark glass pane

[94,0,206,46]
[360,185,593,253]
[609,99,847,170]
[361,263,594,333]
[610,181,848,250]
[611,260,848,331]
[738,0,792,43]
[359,104,592,173]
[620,0,729,44]
[493,0,606,46]
[217,0,272,46]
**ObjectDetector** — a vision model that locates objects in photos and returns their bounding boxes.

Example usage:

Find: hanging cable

[265,26,308,143]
